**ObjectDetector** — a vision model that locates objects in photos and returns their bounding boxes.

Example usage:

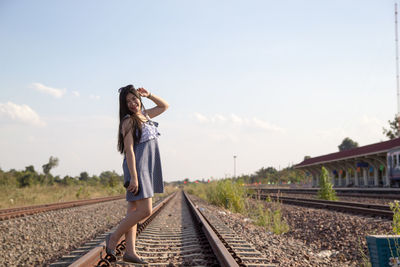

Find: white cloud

[207,132,240,142]
[230,114,243,124]
[31,82,66,98]
[212,114,227,122]
[252,117,285,133]
[194,112,208,122]
[0,102,46,127]
[194,112,284,133]
[72,91,80,97]
[90,94,100,100]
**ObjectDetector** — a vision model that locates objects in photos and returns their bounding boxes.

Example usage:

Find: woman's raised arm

[137,87,169,119]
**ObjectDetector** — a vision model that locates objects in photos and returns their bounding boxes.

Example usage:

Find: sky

[0,0,398,181]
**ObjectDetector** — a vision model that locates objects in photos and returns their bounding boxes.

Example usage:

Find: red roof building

[294,138,400,187]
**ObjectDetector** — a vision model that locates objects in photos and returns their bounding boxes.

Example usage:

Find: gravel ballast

[0,199,126,266]
[189,195,393,267]
[279,193,398,205]
[1,193,394,266]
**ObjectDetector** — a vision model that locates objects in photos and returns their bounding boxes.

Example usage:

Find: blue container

[366,235,400,267]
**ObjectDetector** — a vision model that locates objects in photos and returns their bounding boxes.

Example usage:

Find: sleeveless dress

[122,114,164,201]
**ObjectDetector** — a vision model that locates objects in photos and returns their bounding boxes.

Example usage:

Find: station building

[295,138,400,187]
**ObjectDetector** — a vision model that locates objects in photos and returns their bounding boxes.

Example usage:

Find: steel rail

[247,187,400,200]
[257,194,392,210]
[183,191,240,267]
[251,194,394,219]
[69,192,177,267]
[0,195,125,221]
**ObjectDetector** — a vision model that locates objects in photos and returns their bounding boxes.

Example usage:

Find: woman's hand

[127,178,139,195]
[137,87,150,98]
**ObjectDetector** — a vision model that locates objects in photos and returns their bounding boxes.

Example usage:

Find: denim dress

[122,115,164,201]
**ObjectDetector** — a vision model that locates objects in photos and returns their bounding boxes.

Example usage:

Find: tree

[54,175,62,183]
[87,175,100,186]
[79,171,89,182]
[18,173,35,187]
[338,137,358,151]
[0,171,17,186]
[42,156,59,175]
[383,115,400,140]
[61,175,77,186]
[25,165,36,173]
[253,167,278,183]
[99,171,122,187]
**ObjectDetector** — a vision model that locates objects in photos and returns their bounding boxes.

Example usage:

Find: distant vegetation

[0,156,127,209]
[0,157,122,189]
[383,115,400,140]
[0,158,307,210]
[170,165,309,188]
[0,156,178,209]
[235,165,308,185]
[338,137,359,151]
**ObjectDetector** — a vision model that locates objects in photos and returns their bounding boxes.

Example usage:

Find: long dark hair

[117,85,145,154]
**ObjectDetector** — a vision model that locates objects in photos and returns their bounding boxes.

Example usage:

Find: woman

[106,84,169,264]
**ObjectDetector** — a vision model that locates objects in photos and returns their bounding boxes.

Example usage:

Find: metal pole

[233,155,237,178]
[395,3,400,134]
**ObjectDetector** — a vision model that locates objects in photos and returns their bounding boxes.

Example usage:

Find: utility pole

[395,3,400,133]
[233,155,237,178]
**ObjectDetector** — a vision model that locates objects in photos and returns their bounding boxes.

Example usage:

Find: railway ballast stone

[189,194,392,267]
[0,200,126,266]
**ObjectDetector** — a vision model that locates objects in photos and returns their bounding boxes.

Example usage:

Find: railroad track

[52,191,275,267]
[250,194,394,219]
[0,195,124,221]
[247,187,400,200]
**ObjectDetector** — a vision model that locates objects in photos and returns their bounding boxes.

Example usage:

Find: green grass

[0,184,125,209]
[390,200,400,235]
[0,184,178,209]
[186,180,246,213]
[186,179,289,234]
[248,198,289,235]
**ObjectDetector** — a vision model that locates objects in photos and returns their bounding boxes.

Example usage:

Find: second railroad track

[250,193,394,219]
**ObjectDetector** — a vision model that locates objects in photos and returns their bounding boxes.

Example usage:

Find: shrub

[0,172,18,187]
[270,205,289,234]
[75,186,91,199]
[185,179,246,213]
[317,167,337,201]
[390,200,400,235]
[206,179,246,213]
[61,176,77,186]
[255,204,271,227]
[18,173,35,187]
[99,171,122,188]
[253,202,289,234]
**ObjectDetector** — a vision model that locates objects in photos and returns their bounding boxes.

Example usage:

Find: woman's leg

[108,197,152,250]
[124,201,138,256]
